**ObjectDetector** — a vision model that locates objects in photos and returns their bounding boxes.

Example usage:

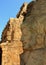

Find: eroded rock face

[0,41,23,65]
[0,0,46,65]
[0,3,28,65]
[20,0,46,65]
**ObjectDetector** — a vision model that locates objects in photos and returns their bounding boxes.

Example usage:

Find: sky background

[0,0,32,40]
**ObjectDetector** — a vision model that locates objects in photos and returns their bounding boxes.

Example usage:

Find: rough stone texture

[0,0,46,65]
[20,0,46,65]
[0,41,23,65]
[0,3,28,65]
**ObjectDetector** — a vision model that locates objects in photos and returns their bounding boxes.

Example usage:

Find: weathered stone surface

[20,0,46,65]
[0,2,28,65]
[0,41,23,65]
[0,0,46,65]
[21,48,46,65]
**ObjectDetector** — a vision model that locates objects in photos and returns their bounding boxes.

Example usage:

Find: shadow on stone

[0,48,2,65]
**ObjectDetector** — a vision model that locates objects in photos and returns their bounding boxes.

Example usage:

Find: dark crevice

[11,30,14,41]
[0,48,2,65]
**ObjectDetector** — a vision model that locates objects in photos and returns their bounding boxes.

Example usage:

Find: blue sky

[0,0,32,40]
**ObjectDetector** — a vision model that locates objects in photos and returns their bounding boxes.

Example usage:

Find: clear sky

[0,0,32,40]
